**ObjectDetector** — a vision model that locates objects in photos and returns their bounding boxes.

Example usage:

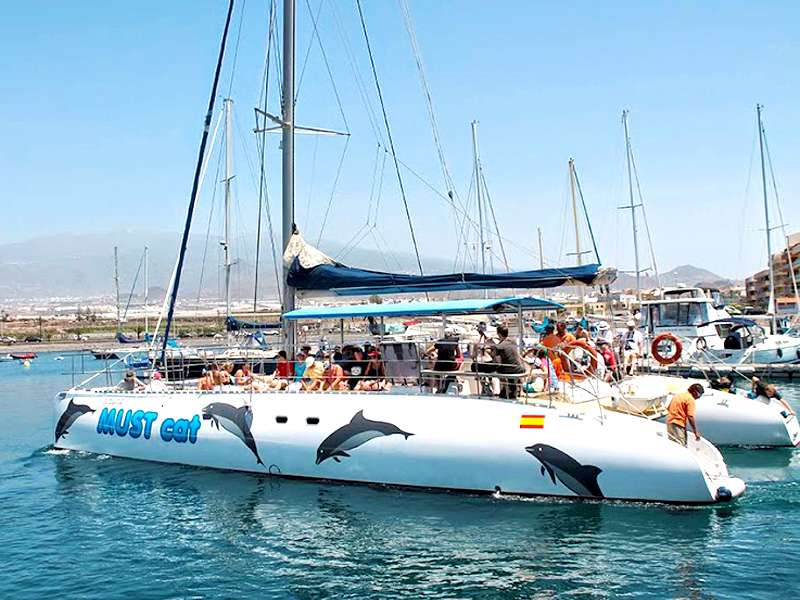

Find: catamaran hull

[53,389,743,505]
[623,375,800,447]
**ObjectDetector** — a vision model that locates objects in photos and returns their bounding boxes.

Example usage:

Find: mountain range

[0,230,735,302]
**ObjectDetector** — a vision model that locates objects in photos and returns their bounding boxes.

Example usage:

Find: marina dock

[642,361,800,380]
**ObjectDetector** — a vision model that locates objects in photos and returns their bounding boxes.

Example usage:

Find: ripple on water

[2,362,800,598]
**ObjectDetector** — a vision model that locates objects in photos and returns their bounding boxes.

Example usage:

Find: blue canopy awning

[283,296,563,321]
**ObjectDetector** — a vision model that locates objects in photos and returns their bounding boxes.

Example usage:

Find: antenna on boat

[757,104,777,333]
[282,0,297,353]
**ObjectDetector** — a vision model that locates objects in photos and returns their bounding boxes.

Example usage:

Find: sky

[2,0,799,283]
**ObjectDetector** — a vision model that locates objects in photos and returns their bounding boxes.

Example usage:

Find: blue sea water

[1,354,799,599]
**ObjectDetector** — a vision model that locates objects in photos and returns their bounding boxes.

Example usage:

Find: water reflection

[43,450,744,598]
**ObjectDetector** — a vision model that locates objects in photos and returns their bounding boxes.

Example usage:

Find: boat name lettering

[96,408,201,444]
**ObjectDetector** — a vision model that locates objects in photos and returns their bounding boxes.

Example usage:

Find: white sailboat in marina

[52,0,746,504]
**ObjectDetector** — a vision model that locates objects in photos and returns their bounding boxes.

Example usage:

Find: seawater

[1,354,799,599]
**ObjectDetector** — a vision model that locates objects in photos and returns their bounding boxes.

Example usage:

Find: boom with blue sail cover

[283,232,616,297]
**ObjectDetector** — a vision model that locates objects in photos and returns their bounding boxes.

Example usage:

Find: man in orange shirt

[556,321,576,345]
[666,383,704,446]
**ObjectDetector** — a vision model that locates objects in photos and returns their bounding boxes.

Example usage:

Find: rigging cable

[195,109,225,302]
[628,144,661,288]
[762,128,800,314]
[478,167,510,271]
[121,249,146,322]
[398,0,465,253]
[355,0,424,276]
[253,0,282,310]
[572,166,601,264]
[160,0,236,366]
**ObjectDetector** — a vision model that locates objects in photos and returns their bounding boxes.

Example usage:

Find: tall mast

[622,110,642,304]
[282,0,296,352]
[223,97,234,318]
[757,104,776,330]
[471,120,486,277]
[144,245,149,337]
[569,159,585,313]
[114,246,121,333]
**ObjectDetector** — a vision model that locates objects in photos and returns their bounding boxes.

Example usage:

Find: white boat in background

[641,287,800,364]
[565,372,799,447]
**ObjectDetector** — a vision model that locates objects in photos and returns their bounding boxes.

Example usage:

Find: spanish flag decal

[520,414,545,429]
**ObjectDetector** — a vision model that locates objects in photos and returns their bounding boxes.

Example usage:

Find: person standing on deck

[666,383,704,446]
[621,319,644,375]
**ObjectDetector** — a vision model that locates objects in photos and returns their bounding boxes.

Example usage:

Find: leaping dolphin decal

[316,410,413,465]
[202,402,264,467]
[525,443,604,498]
[54,399,95,443]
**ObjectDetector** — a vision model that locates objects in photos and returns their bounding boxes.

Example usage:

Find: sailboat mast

[282,0,297,352]
[757,104,776,330]
[144,245,149,337]
[223,97,234,318]
[471,120,486,276]
[622,110,642,304]
[569,159,585,313]
[114,246,121,333]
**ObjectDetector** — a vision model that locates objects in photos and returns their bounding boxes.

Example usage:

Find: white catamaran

[53,0,745,504]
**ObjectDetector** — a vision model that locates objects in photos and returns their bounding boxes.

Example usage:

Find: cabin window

[276,416,288,424]
[651,303,707,327]
[306,417,320,425]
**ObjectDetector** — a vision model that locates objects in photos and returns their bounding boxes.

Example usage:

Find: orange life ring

[651,333,682,365]
[561,339,599,380]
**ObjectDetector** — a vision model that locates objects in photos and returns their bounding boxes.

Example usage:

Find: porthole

[306,417,319,425]
[276,416,288,424]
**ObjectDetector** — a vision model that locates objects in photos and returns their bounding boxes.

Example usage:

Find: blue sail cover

[288,258,607,296]
[225,316,282,332]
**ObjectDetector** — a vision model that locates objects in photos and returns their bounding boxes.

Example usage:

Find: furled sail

[283,232,616,297]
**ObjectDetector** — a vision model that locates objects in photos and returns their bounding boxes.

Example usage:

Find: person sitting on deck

[750,377,782,401]
[424,333,461,394]
[345,347,367,390]
[302,355,326,391]
[710,376,732,393]
[294,351,308,383]
[323,353,348,391]
[596,339,619,382]
[556,321,577,345]
[219,362,234,385]
[275,350,294,379]
[356,350,390,391]
[487,324,526,400]
[117,370,144,391]
[234,363,254,387]
[197,369,215,391]
[666,383,704,447]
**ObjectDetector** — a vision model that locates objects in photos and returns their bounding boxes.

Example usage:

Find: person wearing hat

[117,370,144,391]
[621,319,643,375]
[666,383,704,446]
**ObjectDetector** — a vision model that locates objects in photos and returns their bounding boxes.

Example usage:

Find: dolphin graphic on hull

[54,399,95,443]
[316,410,413,465]
[202,402,264,467]
[525,443,604,498]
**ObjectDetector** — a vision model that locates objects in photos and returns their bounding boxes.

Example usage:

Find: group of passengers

[274,344,390,392]
[196,361,260,391]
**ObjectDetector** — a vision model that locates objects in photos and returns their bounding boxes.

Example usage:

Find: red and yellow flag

[519,414,545,429]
